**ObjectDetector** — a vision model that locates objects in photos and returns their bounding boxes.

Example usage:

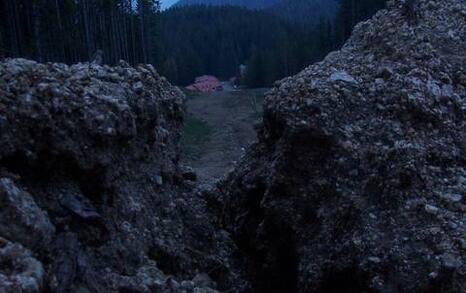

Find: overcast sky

[161,0,177,9]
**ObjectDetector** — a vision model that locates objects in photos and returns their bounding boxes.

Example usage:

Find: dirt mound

[221,0,466,291]
[0,59,245,292]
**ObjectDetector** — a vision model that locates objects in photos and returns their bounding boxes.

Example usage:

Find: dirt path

[181,88,265,185]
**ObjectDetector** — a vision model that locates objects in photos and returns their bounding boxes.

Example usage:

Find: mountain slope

[174,0,280,10]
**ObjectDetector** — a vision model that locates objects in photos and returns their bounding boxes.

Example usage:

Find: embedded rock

[0,237,45,293]
[329,71,358,85]
[0,178,55,251]
[221,0,466,292]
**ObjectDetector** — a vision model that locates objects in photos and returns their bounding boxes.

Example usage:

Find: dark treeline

[0,0,387,87]
[158,0,387,87]
[0,0,159,64]
[158,5,316,87]
[270,0,338,24]
[313,0,388,64]
[334,0,387,45]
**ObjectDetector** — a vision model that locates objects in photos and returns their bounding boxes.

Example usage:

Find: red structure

[186,75,220,92]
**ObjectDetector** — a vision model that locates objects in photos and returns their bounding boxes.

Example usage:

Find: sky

[161,0,177,9]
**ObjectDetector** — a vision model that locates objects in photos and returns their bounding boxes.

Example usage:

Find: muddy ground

[180,88,266,185]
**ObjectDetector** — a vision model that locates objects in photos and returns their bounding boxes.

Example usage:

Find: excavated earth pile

[0,59,246,292]
[1,0,466,292]
[220,0,466,292]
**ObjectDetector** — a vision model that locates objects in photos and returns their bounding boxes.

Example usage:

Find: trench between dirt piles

[0,152,374,292]
[229,182,373,293]
[221,116,375,293]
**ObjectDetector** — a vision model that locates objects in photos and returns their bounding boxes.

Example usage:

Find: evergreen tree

[0,0,161,65]
[158,5,318,86]
[335,0,387,45]
[157,1,387,87]
[0,0,389,88]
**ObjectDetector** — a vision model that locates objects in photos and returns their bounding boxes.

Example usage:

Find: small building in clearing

[186,75,220,92]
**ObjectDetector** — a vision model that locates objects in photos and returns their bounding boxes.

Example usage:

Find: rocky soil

[220,0,466,292]
[1,0,465,292]
[0,59,246,292]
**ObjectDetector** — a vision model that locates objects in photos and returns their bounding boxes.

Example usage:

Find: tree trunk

[32,0,42,61]
[138,0,148,63]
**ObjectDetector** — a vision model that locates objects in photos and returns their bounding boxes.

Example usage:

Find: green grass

[181,88,203,99]
[248,89,266,117]
[221,88,267,117]
[180,116,212,160]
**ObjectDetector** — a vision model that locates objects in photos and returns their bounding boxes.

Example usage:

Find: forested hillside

[270,0,338,24]
[0,0,160,64]
[158,0,387,87]
[0,0,388,87]
[158,5,321,87]
[334,0,387,43]
[174,0,338,24]
[174,0,280,9]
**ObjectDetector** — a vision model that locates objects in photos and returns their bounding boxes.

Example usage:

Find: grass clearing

[180,116,212,160]
[181,88,203,100]
[221,88,268,117]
